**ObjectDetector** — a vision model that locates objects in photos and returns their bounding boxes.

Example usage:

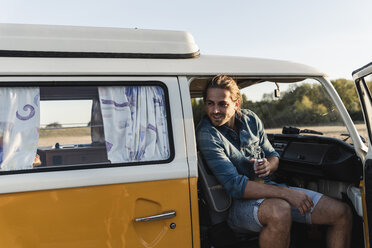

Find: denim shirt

[196,109,280,199]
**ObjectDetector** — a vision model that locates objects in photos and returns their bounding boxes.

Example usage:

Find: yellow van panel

[0,178,193,248]
[188,177,200,248]
[360,179,370,248]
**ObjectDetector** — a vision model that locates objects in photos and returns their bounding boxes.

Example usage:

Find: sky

[1,0,372,80]
[1,0,372,125]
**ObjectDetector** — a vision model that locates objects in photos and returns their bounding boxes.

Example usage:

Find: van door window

[0,83,172,173]
[367,75,372,95]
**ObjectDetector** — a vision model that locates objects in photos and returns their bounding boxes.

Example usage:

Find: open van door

[353,62,372,247]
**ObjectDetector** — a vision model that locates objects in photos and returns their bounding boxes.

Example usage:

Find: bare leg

[311,195,352,248]
[258,198,292,248]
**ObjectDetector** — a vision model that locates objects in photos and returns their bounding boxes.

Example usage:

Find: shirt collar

[234,111,244,130]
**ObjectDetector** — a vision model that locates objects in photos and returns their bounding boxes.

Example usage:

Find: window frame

[0,80,175,175]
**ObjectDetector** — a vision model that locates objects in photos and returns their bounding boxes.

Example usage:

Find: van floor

[202,223,326,248]
[290,223,326,248]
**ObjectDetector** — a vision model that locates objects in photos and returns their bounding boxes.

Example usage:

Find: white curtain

[98,86,170,163]
[0,88,40,170]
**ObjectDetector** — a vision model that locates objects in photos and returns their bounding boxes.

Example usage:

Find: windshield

[243,79,349,138]
[192,78,367,144]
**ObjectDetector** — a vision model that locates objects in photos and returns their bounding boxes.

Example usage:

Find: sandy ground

[38,124,369,147]
[38,136,92,147]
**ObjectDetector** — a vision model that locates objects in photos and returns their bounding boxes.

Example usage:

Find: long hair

[202,75,242,111]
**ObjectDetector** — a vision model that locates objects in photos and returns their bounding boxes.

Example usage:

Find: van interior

[190,77,365,248]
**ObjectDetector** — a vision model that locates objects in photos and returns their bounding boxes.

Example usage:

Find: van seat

[197,152,259,247]
[197,152,231,225]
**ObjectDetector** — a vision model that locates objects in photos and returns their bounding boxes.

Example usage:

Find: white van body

[0,23,369,248]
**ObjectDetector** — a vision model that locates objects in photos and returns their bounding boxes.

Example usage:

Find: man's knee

[259,199,292,226]
[336,202,353,224]
[312,196,353,226]
[325,198,353,225]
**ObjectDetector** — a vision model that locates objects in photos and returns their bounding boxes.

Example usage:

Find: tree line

[192,79,370,129]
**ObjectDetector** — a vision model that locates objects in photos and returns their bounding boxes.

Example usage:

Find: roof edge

[0,23,200,59]
[0,49,200,59]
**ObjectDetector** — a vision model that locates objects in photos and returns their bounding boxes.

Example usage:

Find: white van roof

[0,23,199,59]
[0,24,324,78]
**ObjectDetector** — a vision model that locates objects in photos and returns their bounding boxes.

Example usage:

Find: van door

[353,63,372,247]
[0,76,193,248]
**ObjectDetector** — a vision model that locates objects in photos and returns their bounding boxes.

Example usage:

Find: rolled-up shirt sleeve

[197,129,248,199]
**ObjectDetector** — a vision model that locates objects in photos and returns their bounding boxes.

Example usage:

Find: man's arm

[243,179,314,216]
[197,129,249,199]
[245,156,313,215]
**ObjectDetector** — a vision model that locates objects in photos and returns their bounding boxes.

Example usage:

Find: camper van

[0,23,370,248]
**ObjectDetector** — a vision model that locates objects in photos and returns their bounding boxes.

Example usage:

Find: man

[196,75,352,248]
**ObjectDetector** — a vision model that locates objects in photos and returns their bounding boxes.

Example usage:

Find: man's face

[205,88,239,127]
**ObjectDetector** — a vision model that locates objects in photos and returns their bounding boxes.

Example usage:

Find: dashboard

[267,133,362,183]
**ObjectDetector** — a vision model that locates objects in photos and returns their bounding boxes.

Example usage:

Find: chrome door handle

[134,211,176,222]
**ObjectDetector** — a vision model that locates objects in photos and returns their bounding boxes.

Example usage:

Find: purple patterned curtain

[98,86,169,163]
[0,87,40,170]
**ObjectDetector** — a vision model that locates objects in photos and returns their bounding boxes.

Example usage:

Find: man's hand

[250,157,278,178]
[243,179,313,216]
[284,188,314,216]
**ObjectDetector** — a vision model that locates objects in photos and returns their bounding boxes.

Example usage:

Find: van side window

[0,84,172,173]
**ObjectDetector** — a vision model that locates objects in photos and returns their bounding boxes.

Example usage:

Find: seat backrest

[197,152,232,224]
